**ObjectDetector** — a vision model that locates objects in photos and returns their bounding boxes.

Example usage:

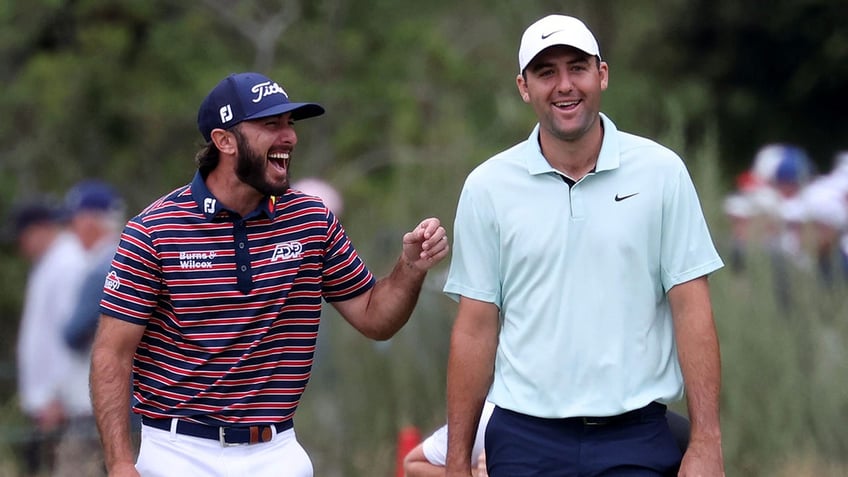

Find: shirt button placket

[234,221,252,293]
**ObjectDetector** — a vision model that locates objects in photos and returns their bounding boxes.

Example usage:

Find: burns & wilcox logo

[180,250,216,269]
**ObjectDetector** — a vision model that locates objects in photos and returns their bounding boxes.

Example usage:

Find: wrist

[398,254,427,275]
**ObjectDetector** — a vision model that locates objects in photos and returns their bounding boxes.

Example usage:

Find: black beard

[233,128,289,196]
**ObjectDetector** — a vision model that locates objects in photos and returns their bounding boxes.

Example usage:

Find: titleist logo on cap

[251,81,288,103]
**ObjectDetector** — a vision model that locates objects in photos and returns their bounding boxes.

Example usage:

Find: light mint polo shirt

[444,113,724,418]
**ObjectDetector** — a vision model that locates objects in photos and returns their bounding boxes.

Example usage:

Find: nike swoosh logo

[541,29,564,40]
[614,192,639,202]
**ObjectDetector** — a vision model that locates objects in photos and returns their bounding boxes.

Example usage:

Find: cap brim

[244,102,325,122]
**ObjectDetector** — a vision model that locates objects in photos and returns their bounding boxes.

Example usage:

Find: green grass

[714,252,848,476]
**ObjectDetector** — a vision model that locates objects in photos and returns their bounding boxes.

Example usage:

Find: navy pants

[485,402,682,477]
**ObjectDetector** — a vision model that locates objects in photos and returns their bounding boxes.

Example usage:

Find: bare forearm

[90,316,143,474]
[446,349,489,474]
[362,256,427,340]
[406,462,488,477]
[669,276,725,477]
[91,344,135,471]
[446,300,498,475]
[405,461,445,477]
[335,217,447,340]
[677,312,722,440]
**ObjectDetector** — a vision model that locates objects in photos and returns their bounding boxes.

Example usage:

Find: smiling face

[516,45,608,144]
[231,112,297,196]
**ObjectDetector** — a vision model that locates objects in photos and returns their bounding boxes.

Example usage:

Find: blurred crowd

[9,179,126,477]
[723,144,848,306]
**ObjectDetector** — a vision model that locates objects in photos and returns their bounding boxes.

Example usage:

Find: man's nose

[556,72,573,93]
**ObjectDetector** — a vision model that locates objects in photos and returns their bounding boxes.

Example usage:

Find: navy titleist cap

[197,72,325,142]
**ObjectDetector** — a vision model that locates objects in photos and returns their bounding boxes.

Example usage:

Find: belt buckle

[582,417,604,426]
[219,427,247,447]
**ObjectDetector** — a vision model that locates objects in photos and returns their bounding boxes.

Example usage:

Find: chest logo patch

[271,241,303,262]
[614,192,639,202]
[180,251,216,269]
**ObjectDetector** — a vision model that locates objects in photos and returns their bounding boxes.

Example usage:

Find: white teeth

[268,152,290,160]
[555,101,578,107]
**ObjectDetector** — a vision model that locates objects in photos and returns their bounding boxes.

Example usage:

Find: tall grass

[714,253,848,475]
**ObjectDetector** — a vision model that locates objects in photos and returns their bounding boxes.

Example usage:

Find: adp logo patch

[271,241,303,262]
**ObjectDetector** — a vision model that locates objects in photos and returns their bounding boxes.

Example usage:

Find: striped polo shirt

[100,171,375,426]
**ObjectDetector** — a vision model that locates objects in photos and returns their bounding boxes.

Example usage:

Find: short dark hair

[195,121,246,176]
[194,142,220,177]
[195,122,251,177]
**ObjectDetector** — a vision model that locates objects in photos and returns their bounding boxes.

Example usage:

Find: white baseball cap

[518,15,601,73]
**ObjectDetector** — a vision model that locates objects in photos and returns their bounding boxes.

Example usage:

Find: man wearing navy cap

[63,180,126,352]
[445,15,725,476]
[90,72,449,476]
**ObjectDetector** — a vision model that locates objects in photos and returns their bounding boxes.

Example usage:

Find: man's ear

[599,61,609,91]
[516,74,530,103]
[211,128,237,155]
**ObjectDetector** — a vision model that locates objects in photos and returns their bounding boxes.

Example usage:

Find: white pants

[136,423,313,477]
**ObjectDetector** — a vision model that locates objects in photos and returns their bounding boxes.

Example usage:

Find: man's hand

[472,450,489,477]
[35,399,66,433]
[109,461,141,477]
[678,437,725,477]
[402,217,449,271]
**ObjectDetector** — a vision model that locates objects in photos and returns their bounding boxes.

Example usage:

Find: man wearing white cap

[444,14,725,476]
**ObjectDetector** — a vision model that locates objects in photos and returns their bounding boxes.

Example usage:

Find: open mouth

[553,99,580,111]
[268,151,290,173]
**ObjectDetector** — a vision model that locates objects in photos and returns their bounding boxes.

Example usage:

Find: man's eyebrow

[565,55,591,65]
[529,56,589,72]
[528,61,553,72]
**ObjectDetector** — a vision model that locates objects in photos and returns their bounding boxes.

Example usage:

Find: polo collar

[525,112,621,175]
[190,171,277,221]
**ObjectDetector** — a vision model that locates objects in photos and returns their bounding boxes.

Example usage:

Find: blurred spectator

[723,170,767,272]
[63,180,126,351]
[723,144,816,306]
[55,179,127,477]
[768,145,815,276]
[11,198,87,476]
[799,151,848,286]
[403,402,495,477]
[291,177,345,217]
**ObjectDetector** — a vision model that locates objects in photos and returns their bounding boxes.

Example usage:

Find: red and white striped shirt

[100,172,374,426]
